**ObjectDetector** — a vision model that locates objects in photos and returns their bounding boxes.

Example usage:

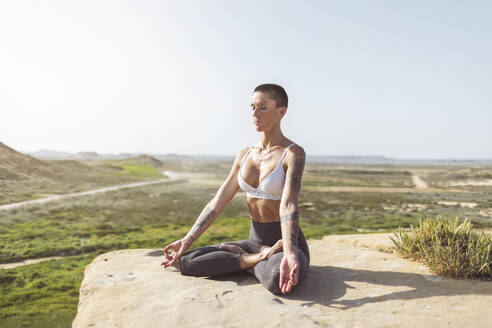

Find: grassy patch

[0,218,250,328]
[390,216,492,279]
[120,164,163,178]
[0,255,94,328]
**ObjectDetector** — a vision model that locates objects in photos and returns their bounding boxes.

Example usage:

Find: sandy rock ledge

[73,233,492,328]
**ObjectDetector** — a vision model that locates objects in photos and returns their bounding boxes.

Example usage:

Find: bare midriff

[247,197,281,223]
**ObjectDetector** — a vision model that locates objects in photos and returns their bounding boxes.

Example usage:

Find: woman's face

[250,91,286,132]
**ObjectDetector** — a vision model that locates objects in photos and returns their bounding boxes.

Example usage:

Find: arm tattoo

[289,152,305,194]
[186,205,217,242]
[280,211,299,248]
[280,210,299,223]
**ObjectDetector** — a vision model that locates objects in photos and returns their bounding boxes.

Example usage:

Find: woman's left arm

[278,145,306,294]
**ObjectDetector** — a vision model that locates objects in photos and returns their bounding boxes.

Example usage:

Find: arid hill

[0,142,167,205]
[0,141,54,180]
[133,155,163,168]
[0,141,108,182]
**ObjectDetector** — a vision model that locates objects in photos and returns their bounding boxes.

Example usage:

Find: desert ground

[1,142,492,327]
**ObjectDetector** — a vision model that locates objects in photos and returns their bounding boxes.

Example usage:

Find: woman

[161,83,309,295]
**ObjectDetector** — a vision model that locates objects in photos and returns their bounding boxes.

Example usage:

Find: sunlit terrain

[1,144,492,327]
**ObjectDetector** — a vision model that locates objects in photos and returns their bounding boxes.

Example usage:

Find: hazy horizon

[2,1,491,159]
[15,145,492,161]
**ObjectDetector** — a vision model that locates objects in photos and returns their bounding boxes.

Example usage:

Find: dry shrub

[390,216,491,279]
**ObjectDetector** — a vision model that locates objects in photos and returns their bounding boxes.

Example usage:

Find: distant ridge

[21,147,492,164]
[74,151,100,160]
[308,155,393,164]
[308,155,492,164]
[29,149,72,158]
[24,149,196,162]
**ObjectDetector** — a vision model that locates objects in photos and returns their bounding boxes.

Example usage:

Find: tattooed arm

[182,205,217,243]
[161,147,249,268]
[278,144,306,293]
[279,145,305,254]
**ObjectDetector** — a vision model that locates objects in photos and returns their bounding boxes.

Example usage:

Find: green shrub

[390,216,491,279]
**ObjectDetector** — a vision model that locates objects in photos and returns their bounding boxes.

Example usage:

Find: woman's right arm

[161,147,249,268]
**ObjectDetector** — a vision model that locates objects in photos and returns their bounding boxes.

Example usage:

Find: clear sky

[1,1,491,159]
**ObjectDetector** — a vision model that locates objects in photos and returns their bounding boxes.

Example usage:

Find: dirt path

[0,170,181,211]
[0,254,91,270]
[0,171,184,269]
[412,174,429,189]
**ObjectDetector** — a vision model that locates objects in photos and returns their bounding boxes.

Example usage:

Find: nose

[252,108,261,118]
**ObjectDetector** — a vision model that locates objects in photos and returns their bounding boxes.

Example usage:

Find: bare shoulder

[285,143,306,163]
[283,143,305,192]
[238,146,250,160]
[232,146,251,167]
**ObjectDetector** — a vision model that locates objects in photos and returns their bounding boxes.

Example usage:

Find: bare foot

[220,243,254,275]
[259,239,283,261]
[220,243,247,254]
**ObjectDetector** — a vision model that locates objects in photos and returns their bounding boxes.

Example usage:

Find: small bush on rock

[390,216,491,279]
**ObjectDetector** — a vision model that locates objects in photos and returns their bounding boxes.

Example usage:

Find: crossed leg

[221,240,309,294]
[178,239,281,277]
[178,239,308,295]
[253,249,309,294]
[220,240,283,273]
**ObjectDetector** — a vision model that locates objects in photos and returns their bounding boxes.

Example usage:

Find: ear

[280,107,287,117]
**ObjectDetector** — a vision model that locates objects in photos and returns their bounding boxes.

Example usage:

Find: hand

[161,238,192,268]
[279,252,299,294]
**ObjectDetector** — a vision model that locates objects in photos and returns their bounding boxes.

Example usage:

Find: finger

[281,273,289,294]
[280,281,285,294]
[165,247,177,260]
[279,276,284,292]
[282,282,289,294]
[163,258,176,268]
[284,265,299,293]
[164,252,175,264]
[294,272,299,286]
[279,266,286,290]
[286,279,294,293]
[291,263,299,286]
[163,245,173,259]
[280,271,290,290]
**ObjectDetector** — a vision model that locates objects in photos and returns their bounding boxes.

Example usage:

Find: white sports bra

[237,143,296,200]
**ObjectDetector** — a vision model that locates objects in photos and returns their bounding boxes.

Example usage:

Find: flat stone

[73,233,492,328]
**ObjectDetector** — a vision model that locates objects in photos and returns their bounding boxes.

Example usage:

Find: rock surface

[73,233,492,328]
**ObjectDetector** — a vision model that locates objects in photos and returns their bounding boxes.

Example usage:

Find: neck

[259,125,286,150]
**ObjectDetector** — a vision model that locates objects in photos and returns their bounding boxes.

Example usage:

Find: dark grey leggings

[178,220,310,294]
